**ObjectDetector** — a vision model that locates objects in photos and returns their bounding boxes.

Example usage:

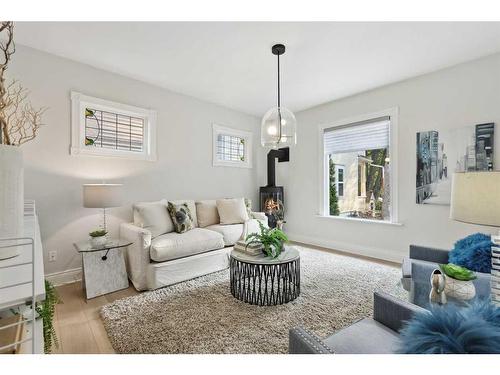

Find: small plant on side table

[89,229,108,248]
[439,263,477,301]
[246,221,289,258]
[439,263,476,281]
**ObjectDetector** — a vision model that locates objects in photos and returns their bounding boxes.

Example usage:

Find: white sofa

[120,198,267,291]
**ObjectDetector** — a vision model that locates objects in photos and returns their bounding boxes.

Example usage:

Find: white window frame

[335,164,345,198]
[70,91,157,161]
[318,107,399,224]
[212,124,252,168]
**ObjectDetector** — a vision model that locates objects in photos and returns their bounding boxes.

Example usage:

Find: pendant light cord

[277,54,281,108]
[277,53,282,144]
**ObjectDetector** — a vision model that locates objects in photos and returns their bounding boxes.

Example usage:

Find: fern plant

[35,280,61,353]
[245,221,289,258]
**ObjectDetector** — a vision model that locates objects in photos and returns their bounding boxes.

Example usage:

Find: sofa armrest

[409,244,449,264]
[250,211,268,222]
[289,327,334,354]
[120,222,152,291]
[373,292,426,332]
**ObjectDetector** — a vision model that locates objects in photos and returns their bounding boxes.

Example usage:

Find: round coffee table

[229,246,300,306]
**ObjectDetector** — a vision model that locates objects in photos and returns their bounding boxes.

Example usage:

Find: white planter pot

[0,145,24,260]
[444,275,476,301]
[90,235,107,248]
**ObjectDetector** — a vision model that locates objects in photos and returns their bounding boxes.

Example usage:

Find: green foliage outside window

[329,157,340,216]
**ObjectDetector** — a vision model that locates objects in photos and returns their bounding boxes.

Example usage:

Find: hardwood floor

[52,282,138,354]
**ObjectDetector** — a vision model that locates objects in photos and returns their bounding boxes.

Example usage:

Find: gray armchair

[289,292,425,354]
[401,245,491,299]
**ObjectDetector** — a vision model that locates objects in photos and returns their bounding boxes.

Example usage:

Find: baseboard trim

[45,267,82,286]
[287,233,404,264]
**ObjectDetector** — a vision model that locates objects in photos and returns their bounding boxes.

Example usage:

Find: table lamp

[450,171,500,304]
[83,183,123,232]
[450,172,500,235]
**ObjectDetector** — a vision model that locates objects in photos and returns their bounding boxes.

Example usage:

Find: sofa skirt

[146,247,232,290]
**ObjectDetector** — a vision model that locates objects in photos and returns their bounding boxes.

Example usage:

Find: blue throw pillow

[448,233,492,273]
[397,301,500,354]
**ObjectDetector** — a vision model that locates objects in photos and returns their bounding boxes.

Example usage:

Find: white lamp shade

[83,184,123,208]
[450,172,500,227]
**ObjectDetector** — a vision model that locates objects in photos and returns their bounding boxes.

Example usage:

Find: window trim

[318,107,399,224]
[212,124,252,168]
[335,164,345,198]
[70,92,157,161]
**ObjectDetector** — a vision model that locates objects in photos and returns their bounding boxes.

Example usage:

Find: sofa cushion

[170,199,198,227]
[323,318,399,354]
[195,200,220,228]
[167,202,194,233]
[216,198,249,225]
[133,200,173,237]
[205,224,244,246]
[150,228,225,262]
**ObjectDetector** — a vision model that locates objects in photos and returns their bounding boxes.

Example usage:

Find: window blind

[324,117,390,154]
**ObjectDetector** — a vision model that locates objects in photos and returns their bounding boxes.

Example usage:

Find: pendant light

[261,44,297,149]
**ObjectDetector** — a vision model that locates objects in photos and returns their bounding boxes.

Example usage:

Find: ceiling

[13,22,500,116]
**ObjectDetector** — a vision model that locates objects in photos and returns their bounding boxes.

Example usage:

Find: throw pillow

[216,198,250,225]
[449,233,493,273]
[167,202,194,233]
[169,200,198,227]
[195,200,220,228]
[397,301,500,354]
[133,200,173,237]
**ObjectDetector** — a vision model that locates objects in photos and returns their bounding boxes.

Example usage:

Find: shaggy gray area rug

[100,247,406,354]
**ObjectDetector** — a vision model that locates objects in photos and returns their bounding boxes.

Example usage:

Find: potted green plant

[36,280,61,353]
[89,229,108,248]
[439,263,477,301]
[246,221,289,258]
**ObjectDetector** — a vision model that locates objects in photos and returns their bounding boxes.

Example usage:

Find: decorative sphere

[261,107,297,148]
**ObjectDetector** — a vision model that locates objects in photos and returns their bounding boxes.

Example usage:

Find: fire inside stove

[259,186,284,228]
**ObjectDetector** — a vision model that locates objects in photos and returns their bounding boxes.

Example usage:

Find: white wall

[281,53,500,262]
[7,46,263,276]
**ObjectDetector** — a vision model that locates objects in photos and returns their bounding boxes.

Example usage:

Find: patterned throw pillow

[167,202,194,233]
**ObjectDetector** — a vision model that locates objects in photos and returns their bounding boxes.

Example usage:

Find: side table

[73,238,132,299]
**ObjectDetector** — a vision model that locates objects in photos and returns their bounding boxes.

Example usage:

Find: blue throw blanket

[398,301,500,354]
[448,233,492,273]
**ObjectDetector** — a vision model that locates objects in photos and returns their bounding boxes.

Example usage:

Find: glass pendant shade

[261,106,297,148]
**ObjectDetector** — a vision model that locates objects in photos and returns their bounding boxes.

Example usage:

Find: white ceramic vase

[0,144,24,259]
[444,275,476,301]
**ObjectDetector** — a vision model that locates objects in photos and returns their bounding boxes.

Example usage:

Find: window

[71,92,157,161]
[335,165,345,197]
[212,124,252,168]
[319,108,398,223]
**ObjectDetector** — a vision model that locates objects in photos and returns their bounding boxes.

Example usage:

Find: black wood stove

[259,147,289,228]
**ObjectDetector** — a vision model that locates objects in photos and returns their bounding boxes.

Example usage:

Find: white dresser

[0,201,45,354]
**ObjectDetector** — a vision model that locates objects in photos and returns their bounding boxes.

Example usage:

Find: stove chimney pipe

[266,147,290,187]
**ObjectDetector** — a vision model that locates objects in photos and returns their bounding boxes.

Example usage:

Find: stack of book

[234,240,263,256]
[492,235,500,306]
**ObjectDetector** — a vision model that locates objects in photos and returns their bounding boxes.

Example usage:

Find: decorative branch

[0,21,46,146]
[1,80,47,145]
[0,21,15,144]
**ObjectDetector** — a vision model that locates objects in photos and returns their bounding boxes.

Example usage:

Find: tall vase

[0,144,24,259]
